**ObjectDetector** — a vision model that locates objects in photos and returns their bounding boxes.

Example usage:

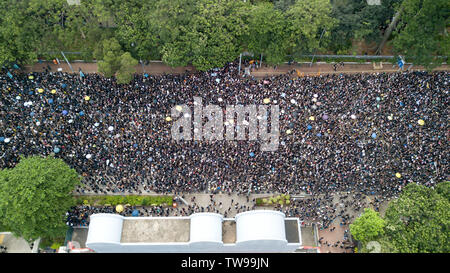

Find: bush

[75,195,173,207]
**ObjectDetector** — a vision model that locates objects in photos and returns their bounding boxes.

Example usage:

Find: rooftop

[222,220,236,244]
[285,219,300,243]
[121,218,190,243]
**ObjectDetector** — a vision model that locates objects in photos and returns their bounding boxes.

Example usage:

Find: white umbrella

[86,154,92,159]
[108,126,114,131]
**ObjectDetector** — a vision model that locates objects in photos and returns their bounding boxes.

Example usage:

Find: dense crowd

[1,62,448,199]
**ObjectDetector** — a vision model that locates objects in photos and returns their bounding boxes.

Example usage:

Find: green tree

[116,52,138,84]
[393,0,449,69]
[0,0,48,65]
[112,0,161,60]
[382,182,450,253]
[328,0,402,53]
[158,0,247,71]
[350,208,386,244]
[0,156,81,241]
[244,2,287,64]
[97,37,137,82]
[285,0,338,58]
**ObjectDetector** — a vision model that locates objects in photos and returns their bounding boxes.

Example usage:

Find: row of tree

[350,182,449,253]
[0,0,448,77]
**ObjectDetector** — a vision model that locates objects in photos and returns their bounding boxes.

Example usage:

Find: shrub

[75,195,174,207]
[141,197,150,206]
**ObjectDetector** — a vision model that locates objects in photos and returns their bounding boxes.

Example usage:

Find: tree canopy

[352,182,450,253]
[382,182,450,253]
[350,208,386,244]
[393,0,450,69]
[0,0,447,72]
[0,156,81,241]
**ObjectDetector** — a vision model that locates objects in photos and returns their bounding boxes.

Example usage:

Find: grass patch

[40,236,65,249]
[74,195,173,207]
[256,194,291,206]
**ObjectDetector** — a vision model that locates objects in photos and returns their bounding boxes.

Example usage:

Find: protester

[1,62,448,228]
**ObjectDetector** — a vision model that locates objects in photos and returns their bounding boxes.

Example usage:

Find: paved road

[23,61,449,77]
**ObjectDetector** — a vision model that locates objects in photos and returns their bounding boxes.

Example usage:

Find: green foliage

[381,182,450,253]
[435,181,450,201]
[393,0,449,69]
[243,2,288,64]
[1,0,445,71]
[116,52,138,84]
[74,195,173,207]
[285,0,338,57]
[0,156,81,241]
[256,194,291,206]
[328,0,402,53]
[350,208,386,244]
[157,0,248,71]
[97,38,137,83]
[39,236,65,249]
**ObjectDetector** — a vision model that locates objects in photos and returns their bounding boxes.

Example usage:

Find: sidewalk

[22,61,449,78]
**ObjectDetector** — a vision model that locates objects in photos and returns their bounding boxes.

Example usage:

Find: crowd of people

[1,62,448,232]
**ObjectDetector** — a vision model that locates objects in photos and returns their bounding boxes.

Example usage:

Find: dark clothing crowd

[1,62,448,228]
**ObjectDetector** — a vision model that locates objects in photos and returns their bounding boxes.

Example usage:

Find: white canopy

[189,213,223,244]
[235,210,286,243]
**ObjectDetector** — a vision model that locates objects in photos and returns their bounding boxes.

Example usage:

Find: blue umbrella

[62,110,68,116]
[133,144,138,148]
[54,147,60,153]
[30,112,35,117]
[144,73,149,78]
[0,137,4,142]
[399,102,404,106]
[307,125,312,130]
[317,133,322,137]
[249,152,255,157]
[61,83,67,88]
[28,91,34,95]
[48,98,53,104]
[79,111,85,116]
[408,124,413,129]
[371,133,377,139]
[132,209,139,217]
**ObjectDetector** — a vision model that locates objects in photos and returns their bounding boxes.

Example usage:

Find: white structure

[86,210,303,253]
[367,0,381,5]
